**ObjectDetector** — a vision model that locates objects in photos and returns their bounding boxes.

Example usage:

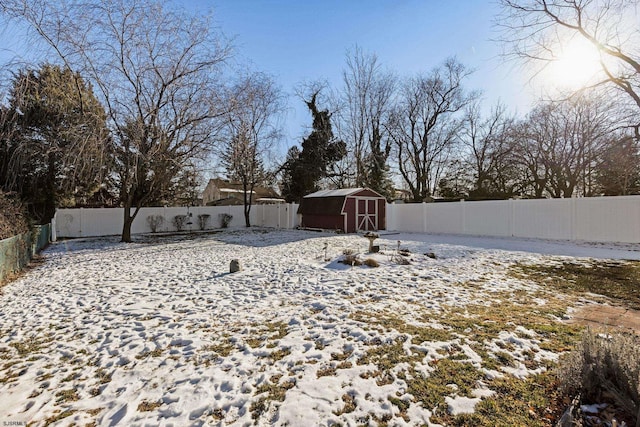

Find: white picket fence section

[386,195,640,243]
[54,204,300,238]
[53,195,640,243]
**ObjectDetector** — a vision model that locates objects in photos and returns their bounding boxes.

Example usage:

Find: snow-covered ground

[1,229,638,426]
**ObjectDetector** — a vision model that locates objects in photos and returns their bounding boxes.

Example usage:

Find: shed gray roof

[303,188,366,198]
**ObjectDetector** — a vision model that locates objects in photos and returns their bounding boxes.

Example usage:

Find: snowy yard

[1,229,639,426]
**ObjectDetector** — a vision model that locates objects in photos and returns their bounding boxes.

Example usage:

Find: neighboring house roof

[206,178,280,199]
[219,188,255,194]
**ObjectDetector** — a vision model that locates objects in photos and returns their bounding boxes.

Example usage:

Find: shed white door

[356,198,378,231]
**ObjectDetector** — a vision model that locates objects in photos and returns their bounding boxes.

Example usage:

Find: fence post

[79,207,84,238]
[571,197,578,240]
[51,216,57,242]
[422,202,427,233]
[510,198,515,237]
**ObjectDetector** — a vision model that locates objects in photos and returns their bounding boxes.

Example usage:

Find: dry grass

[137,400,162,412]
[512,261,640,310]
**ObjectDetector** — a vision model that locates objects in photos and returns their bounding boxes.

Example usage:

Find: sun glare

[546,38,602,90]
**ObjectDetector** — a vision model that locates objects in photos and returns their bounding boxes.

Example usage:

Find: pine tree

[281,92,346,202]
[1,64,111,222]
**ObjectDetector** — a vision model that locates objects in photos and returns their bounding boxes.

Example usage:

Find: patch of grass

[86,408,103,416]
[137,400,162,412]
[512,261,640,310]
[494,351,516,367]
[331,348,353,361]
[55,388,80,403]
[357,338,420,373]
[333,393,356,415]
[316,365,337,378]
[43,410,76,426]
[389,396,410,413]
[95,368,112,384]
[202,340,234,357]
[336,361,352,370]
[9,337,44,356]
[350,311,453,343]
[436,371,562,426]
[269,347,291,362]
[250,378,296,421]
[406,358,483,413]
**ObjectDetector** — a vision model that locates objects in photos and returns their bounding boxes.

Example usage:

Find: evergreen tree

[281,92,346,202]
[1,64,111,222]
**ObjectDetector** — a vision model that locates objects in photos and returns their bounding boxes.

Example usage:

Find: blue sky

[184,0,536,144]
[1,1,538,148]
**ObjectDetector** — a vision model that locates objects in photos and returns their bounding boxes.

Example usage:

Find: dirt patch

[566,304,640,335]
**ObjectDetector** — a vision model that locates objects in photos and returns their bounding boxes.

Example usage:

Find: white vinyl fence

[386,195,640,243]
[54,204,300,239]
[54,196,640,243]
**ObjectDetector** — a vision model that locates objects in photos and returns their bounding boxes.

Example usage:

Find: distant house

[202,178,285,206]
[298,188,386,233]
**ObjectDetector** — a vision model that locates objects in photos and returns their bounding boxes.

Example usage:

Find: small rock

[230,259,242,273]
[425,252,437,259]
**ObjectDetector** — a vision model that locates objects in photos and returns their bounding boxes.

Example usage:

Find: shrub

[146,215,164,233]
[219,213,232,228]
[339,251,362,266]
[173,215,188,231]
[197,214,210,230]
[557,328,640,424]
[0,191,30,239]
[363,258,379,268]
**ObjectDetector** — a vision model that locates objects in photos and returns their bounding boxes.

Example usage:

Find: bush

[219,213,232,228]
[0,192,30,240]
[557,328,640,424]
[197,214,210,230]
[363,258,379,268]
[339,249,362,266]
[173,215,188,231]
[146,215,164,233]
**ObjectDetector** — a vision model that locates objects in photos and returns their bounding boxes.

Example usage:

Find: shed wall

[301,214,344,231]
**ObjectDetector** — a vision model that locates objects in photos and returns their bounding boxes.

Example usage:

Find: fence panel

[425,203,464,234]
[574,196,640,243]
[512,199,573,240]
[0,225,50,283]
[53,197,640,243]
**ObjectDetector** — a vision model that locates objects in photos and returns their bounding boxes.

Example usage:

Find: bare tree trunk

[122,208,133,243]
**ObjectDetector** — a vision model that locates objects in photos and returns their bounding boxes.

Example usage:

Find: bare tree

[515,94,615,197]
[460,101,517,199]
[387,58,476,202]
[1,0,231,241]
[221,72,283,227]
[497,0,640,139]
[339,46,396,197]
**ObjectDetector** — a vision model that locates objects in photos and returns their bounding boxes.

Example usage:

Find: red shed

[298,188,386,233]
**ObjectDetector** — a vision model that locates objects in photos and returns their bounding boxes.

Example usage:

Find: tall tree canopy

[388,58,476,202]
[221,72,283,227]
[0,64,110,222]
[339,46,396,199]
[1,0,232,241]
[498,0,640,139]
[281,91,346,203]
